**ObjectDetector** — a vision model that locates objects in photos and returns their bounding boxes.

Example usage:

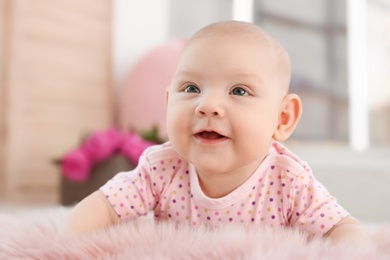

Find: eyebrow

[174,70,264,85]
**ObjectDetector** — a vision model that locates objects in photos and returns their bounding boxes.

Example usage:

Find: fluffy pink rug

[0,207,389,259]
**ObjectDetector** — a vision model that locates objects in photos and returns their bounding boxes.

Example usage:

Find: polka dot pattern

[100,142,349,237]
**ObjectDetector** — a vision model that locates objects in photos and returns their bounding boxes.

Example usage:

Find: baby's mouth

[195,131,226,140]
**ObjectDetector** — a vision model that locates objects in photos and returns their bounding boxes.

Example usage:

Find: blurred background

[0,0,389,223]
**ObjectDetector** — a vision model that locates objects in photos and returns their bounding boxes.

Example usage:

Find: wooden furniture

[0,0,114,204]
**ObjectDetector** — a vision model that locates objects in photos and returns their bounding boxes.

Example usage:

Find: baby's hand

[61,191,119,236]
[324,216,372,247]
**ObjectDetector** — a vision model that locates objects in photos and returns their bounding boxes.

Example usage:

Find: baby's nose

[195,95,225,118]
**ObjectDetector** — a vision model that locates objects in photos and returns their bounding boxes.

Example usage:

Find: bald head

[181,21,291,93]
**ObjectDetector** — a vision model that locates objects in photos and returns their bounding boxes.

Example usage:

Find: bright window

[251,0,390,150]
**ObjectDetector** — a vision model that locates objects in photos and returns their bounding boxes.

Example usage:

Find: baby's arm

[61,190,119,236]
[324,216,371,246]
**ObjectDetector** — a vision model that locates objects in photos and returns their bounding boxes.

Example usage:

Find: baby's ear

[273,94,302,142]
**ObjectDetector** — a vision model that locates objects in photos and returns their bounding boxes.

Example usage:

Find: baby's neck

[196,164,260,199]
[199,177,238,198]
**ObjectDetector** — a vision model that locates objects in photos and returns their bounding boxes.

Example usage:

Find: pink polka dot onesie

[100,141,349,237]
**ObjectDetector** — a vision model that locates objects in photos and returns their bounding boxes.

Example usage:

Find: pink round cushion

[118,39,187,140]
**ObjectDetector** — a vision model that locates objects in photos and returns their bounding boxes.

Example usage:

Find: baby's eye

[184,85,200,93]
[230,87,248,96]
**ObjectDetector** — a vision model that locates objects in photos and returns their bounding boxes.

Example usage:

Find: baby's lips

[195,131,226,140]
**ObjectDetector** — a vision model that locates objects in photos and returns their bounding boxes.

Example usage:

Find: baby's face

[166,25,288,177]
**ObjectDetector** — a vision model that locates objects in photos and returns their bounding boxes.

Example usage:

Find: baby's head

[186,21,292,94]
[165,21,302,177]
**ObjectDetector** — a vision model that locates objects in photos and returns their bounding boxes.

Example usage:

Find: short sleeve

[99,150,158,221]
[288,166,350,237]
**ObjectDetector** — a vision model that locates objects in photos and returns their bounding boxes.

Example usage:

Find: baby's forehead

[177,21,291,92]
[193,22,270,44]
[188,22,287,61]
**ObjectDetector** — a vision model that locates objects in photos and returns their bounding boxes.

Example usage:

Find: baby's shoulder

[141,142,187,167]
[266,142,311,178]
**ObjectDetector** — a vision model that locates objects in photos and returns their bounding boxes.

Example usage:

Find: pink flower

[61,148,91,182]
[82,128,123,163]
[58,127,160,182]
[120,132,155,163]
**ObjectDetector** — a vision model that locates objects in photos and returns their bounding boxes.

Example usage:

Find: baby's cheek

[238,138,271,161]
[166,120,186,152]
[165,110,178,137]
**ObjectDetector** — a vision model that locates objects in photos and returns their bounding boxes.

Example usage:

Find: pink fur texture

[0,207,389,259]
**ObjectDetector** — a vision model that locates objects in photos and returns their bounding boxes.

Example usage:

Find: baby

[63,21,370,245]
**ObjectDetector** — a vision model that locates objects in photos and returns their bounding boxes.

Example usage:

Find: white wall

[167,0,232,38]
[113,0,237,88]
[113,0,170,87]
[367,3,390,109]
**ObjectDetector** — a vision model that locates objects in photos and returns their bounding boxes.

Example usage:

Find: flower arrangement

[57,127,162,182]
